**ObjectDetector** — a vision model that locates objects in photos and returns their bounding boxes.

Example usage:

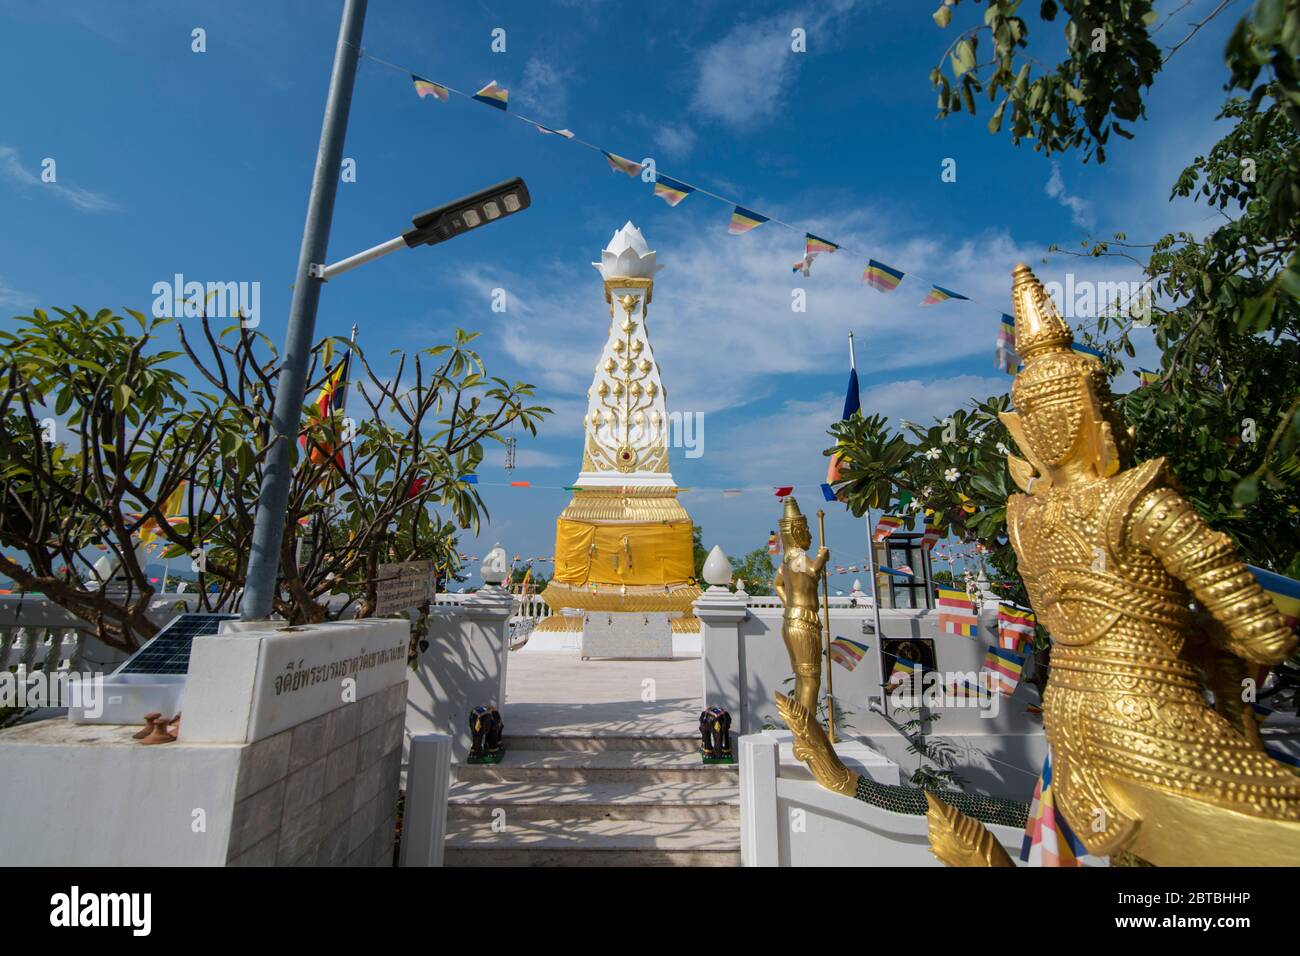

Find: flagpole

[865,507,888,703]
[817,509,838,743]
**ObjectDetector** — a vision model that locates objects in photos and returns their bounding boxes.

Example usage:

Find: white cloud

[0,146,118,213]
[709,374,1010,485]
[654,125,697,159]
[515,57,572,120]
[1045,162,1095,230]
[0,278,37,311]
[690,1,863,126]
[462,208,1043,427]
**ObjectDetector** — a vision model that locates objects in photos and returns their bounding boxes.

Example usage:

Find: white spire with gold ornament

[579,221,674,488]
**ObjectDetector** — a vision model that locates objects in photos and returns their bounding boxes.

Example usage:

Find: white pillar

[693,588,748,727]
[406,585,513,762]
[399,733,451,867]
[739,733,780,867]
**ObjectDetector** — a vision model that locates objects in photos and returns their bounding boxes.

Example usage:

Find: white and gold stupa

[538,222,699,632]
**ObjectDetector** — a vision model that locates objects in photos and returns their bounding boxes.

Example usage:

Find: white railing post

[399,733,452,867]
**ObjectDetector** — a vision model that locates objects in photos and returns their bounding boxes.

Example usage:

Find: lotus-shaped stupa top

[592,221,663,280]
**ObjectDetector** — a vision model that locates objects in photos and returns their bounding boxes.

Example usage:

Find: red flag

[774,486,794,498]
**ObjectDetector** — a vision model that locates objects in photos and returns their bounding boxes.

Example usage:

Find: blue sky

[0,0,1240,587]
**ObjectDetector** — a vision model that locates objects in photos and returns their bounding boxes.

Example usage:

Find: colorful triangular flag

[472,80,509,110]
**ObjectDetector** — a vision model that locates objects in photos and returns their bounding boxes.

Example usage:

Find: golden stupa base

[540,580,700,615]
[536,615,585,633]
[671,614,700,634]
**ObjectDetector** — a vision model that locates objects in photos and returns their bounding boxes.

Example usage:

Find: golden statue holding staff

[772,498,830,715]
[982,263,1300,866]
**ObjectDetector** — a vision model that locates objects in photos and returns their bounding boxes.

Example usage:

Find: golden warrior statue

[988,263,1300,866]
[773,498,830,715]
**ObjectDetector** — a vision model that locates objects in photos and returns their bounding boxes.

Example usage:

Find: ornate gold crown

[779,497,808,534]
[1002,264,1130,483]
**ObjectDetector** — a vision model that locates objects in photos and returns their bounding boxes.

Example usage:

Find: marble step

[444,816,741,867]
[503,733,699,752]
[455,749,739,785]
[449,777,739,823]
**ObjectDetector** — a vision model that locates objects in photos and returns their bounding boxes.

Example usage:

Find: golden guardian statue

[773,498,830,715]
[992,263,1300,866]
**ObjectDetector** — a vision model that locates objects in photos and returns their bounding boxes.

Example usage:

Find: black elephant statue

[699,706,733,762]
[468,705,505,764]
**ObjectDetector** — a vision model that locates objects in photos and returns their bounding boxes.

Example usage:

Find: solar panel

[117,613,238,676]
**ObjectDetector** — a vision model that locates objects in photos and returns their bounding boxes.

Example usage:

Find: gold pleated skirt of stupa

[538,486,700,632]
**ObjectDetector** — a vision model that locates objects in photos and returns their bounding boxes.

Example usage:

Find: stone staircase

[445,733,740,866]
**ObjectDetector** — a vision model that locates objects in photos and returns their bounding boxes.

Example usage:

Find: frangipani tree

[0,306,548,650]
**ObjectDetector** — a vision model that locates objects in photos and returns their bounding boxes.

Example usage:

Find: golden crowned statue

[537,223,699,632]
[773,498,830,714]
[980,263,1300,866]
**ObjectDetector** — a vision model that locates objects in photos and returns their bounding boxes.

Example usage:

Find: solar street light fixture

[310,178,531,282]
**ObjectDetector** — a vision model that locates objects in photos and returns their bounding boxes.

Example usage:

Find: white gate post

[399,733,452,867]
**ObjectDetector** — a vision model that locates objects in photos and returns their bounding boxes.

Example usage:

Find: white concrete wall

[0,619,410,866]
[699,593,1046,798]
[739,732,1024,867]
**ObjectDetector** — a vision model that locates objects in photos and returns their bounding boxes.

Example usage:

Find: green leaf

[952,39,977,78]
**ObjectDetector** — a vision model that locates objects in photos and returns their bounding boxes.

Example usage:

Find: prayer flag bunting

[872,514,903,542]
[921,512,942,552]
[774,486,794,498]
[937,587,978,637]
[1136,368,1159,387]
[767,531,780,555]
[889,656,923,687]
[535,123,575,138]
[1020,749,1088,867]
[460,475,479,484]
[920,285,969,306]
[863,259,904,293]
[412,75,449,102]
[997,602,1036,651]
[792,255,812,276]
[805,234,838,255]
[472,80,509,110]
[602,151,643,177]
[1072,342,1104,360]
[830,637,869,671]
[1248,564,1300,630]
[510,480,530,487]
[728,206,769,235]
[983,645,1025,696]
[995,314,1018,373]
[880,565,913,577]
[820,482,838,502]
[653,175,695,207]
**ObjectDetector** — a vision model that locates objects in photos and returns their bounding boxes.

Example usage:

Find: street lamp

[238,0,531,622]
[310,178,532,282]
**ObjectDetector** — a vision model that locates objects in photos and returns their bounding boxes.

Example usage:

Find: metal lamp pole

[241,0,368,621]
